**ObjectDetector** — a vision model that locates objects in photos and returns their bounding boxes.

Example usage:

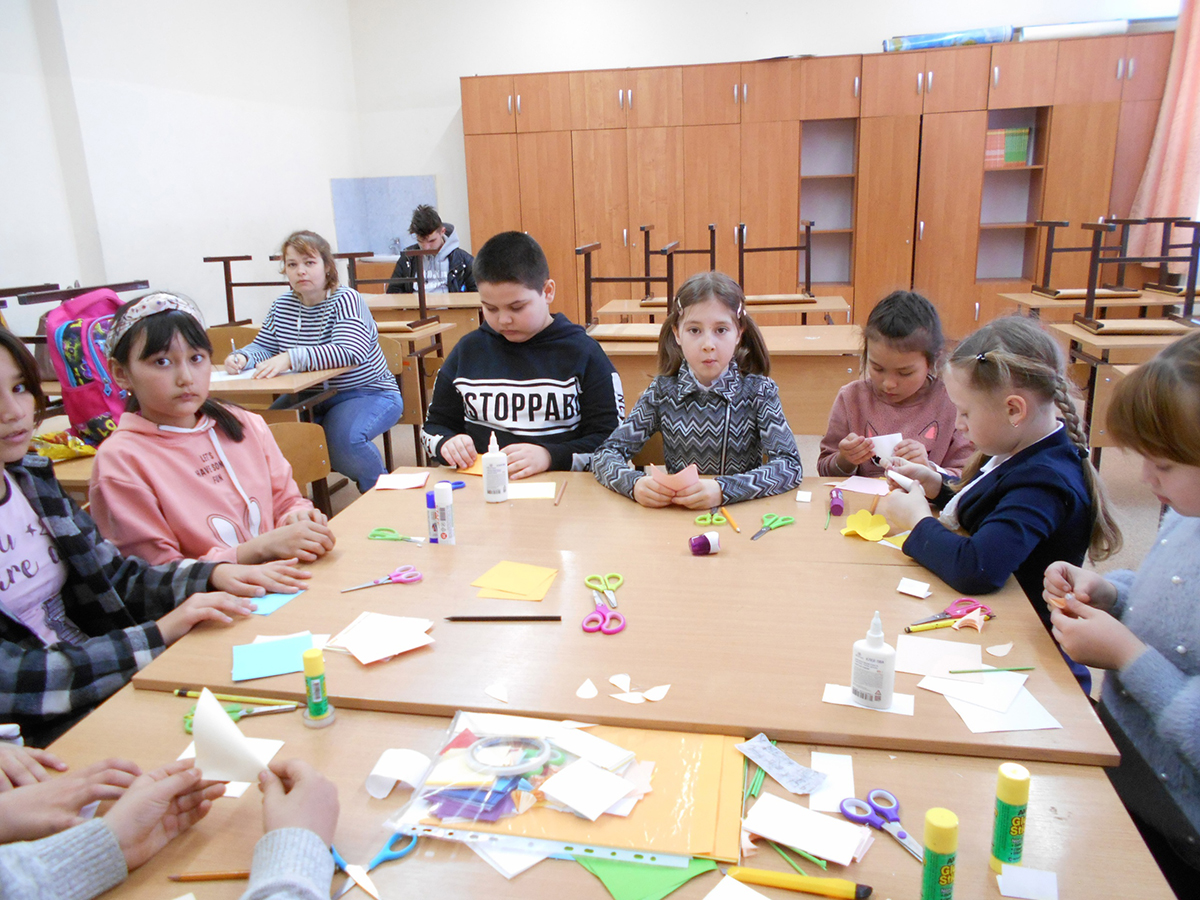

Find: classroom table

[207,366,352,400]
[597,295,851,325]
[365,292,480,357]
[596,325,862,436]
[132,472,1117,766]
[1000,291,1181,321]
[51,685,1173,900]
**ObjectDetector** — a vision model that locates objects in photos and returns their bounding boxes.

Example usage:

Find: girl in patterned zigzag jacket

[593,272,802,508]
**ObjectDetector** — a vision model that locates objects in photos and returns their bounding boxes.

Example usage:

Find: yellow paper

[476,571,557,602]
[472,561,559,596]
[458,458,484,476]
[840,509,890,542]
[882,531,909,550]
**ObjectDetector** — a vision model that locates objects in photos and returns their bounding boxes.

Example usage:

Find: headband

[107,293,207,357]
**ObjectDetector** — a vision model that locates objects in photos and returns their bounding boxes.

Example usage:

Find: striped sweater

[593,363,802,504]
[236,287,396,394]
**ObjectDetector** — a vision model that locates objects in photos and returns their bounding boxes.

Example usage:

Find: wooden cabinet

[861,52,927,117]
[628,68,684,128]
[464,134,521,249]
[516,132,579,321]
[627,127,686,284]
[571,68,683,129]
[682,63,742,126]
[1054,36,1127,104]
[740,59,802,123]
[462,73,571,134]
[682,125,741,277]
[462,75,517,134]
[801,55,862,119]
[571,129,631,308]
[1121,32,1173,102]
[988,41,1058,108]
[569,70,627,130]
[1109,32,1173,219]
[922,46,991,113]
[740,121,800,295]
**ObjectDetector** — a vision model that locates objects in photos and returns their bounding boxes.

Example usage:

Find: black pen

[444,615,562,622]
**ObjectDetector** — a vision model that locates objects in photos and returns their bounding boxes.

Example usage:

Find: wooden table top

[366,292,483,310]
[596,324,862,356]
[52,685,1171,900]
[1000,291,1181,312]
[133,472,1116,766]
[375,320,457,341]
[598,296,850,317]
[1047,323,1182,364]
[207,366,351,397]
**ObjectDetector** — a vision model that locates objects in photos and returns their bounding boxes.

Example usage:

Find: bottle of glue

[851,610,895,709]
[434,480,456,544]
[482,431,508,503]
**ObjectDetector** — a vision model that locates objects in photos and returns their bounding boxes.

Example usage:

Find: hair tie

[976,352,989,363]
[737,302,745,319]
[1077,446,1090,461]
[107,293,206,356]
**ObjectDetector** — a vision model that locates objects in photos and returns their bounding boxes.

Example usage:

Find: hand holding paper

[190,688,283,782]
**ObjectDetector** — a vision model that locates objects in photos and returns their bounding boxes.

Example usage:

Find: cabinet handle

[507,95,512,115]
[993,66,1000,87]
[628,88,633,108]
[917,71,923,94]
[918,220,925,240]
[1116,58,1125,80]
[853,76,860,97]
[927,70,934,93]
[975,302,980,322]
[623,228,628,247]
[619,88,624,109]
[1128,57,1136,80]
[733,84,739,103]
[516,94,521,115]
[743,82,748,103]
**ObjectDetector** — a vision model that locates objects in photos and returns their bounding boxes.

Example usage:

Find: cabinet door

[1122,32,1173,102]
[517,132,579,322]
[860,52,925,117]
[923,46,991,113]
[1054,36,1126,104]
[461,75,515,134]
[628,67,683,128]
[1110,99,1160,219]
[740,121,800,295]
[628,127,685,289]
[464,134,521,252]
[572,130,631,314]
[801,55,862,119]
[913,111,986,339]
[988,42,1058,109]
[682,63,742,126]
[683,125,741,277]
[740,59,801,123]
[569,70,627,130]
[854,115,921,324]
[514,72,572,133]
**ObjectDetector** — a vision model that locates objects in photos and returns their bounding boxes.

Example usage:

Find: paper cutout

[952,608,989,631]
[577,856,717,900]
[506,482,558,500]
[540,759,636,821]
[998,864,1059,900]
[513,790,538,814]
[611,692,646,704]
[485,683,509,703]
[176,745,254,797]
[250,590,305,616]
[919,668,1028,714]
[840,509,890,541]
[366,749,432,799]
[647,463,700,491]
[550,728,635,771]
[642,684,671,702]
[822,684,915,716]
[881,530,909,550]
[609,673,632,692]
[331,613,434,665]
[576,678,598,699]
[458,457,484,476]
[834,475,890,496]
[945,687,1062,734]
[895,634,982,677]
[808,752,855,813]
[870,432,903,460]
[987,642,1015,657]
[188,688,283,782]
[231,633,313,681]
[795,490,812,503]
[606,761,655,816]
[742,792,873,867]
[735,734,826,795]
[897,577,932,598]
[375,472,430,490]
[470,843,548,879]
[702,875,770,899]
[472,561,559,599]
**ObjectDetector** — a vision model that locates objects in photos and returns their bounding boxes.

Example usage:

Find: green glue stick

[921,807,958,900]
[991,762,1030,872]
[302,648,336,728]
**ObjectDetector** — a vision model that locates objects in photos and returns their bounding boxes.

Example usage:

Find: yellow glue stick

[921,807,958,900]
[991,762,1030,872]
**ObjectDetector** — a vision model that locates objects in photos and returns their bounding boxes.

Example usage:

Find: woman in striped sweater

[224,231,403,493]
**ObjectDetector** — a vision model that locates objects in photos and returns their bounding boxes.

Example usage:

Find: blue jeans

[272,388,403,493]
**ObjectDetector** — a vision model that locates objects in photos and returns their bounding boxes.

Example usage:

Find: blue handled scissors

[695,507,727,526]
[584,573,623,608]
[750,513,795,541]
[331,833,418,899]
[908,597,996,627]
[436,480,466,490]
[340,565,422,593]
[582,591,627,635]
[839,788,924,862]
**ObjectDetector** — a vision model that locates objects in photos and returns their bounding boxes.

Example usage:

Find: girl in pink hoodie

[89,293,336,565]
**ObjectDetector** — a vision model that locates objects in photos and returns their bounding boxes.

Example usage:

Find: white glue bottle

[482,431,508,503]
[850,610,895,710]
[434,480,456,545]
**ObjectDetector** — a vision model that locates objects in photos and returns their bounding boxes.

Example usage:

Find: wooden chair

[377,335,425,469]
[268,422,332,516]
[207,324,259,357]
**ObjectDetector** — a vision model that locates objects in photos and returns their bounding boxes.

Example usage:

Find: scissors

[582,591,627,635]
[341,565,422,593]
[584,573,623,608]
[367,527,424,544]
[908,597,995,627]
[839,788,924,862]
[436,480,467,490]
[695,507,727,527]
[182,701,297,734]
[750,513,795,541]
[331,833,418,899]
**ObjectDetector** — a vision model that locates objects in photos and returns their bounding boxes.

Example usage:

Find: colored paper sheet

[250,590,305,616]
[186,688,284,781]
[231,633,313,681]
[577,856,718,900]
[895,634,983,677]
[742,793,872,867]
[833,476,890,496]
[870,432,903,460]
[472,561,559,597]
[647,463,699,491]
[458,457,484,476]
[881,530,909,551]
[703,875,770,899]
[945,687,1062,734]
[840,510,890,541]
[821,684,915,716]
[375,472,430,490]
[506,482,558,500]
[998,864,1059,900]
[475,571,556,601]
[366,749,432,799]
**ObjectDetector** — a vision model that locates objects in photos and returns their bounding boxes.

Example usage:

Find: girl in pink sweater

[818,291,971,478]
[89,293,336,565]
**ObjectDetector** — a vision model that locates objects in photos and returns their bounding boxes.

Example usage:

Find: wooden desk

[1001,291,1180,321]
[1089,364,1138,449]
[597,296,851,325]
[366,293,481,357]
[53,686,1171,900]
[51,455,93,492]
[598,325,861,435]
[207,367,351,399]
[133,472,1116,766]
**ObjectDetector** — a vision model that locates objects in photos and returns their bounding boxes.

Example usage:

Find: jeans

[272,388,403,493]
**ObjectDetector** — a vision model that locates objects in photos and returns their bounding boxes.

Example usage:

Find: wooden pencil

[554,480,568,505]
[168,871,250,882]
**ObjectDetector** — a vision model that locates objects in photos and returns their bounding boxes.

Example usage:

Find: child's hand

[883,457,942,499]
[671,479,722,510]
[877,479,934,531]
[0,758,141,843]
[211,560,311,596]
[1050,596,1146,671]
[223,352,249,374]
[158,592,257,644]
[1043,562,1117,613]
[837,433,874,470]
[439,434,477,469]
[633,476,675,508]
[504,443,551,480]
[891,439,930,467]
[243,521,336,564]
[258,759,339,847]
[253,352,293,379]
[0,745,68,791]
[282,508,329,527]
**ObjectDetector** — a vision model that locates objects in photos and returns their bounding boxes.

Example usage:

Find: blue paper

[250,590,305,617]
[231,634,313,681]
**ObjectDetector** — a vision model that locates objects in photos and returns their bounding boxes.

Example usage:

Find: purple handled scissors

[908,597,995,627]
[582,591,626,635]
[839,788,924,862]
[341,565,422,593]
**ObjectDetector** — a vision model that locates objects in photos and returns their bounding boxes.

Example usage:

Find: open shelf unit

[975,107,1051,281]
[801,118,857,285]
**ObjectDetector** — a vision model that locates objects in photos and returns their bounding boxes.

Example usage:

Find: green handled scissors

[584,572,623,608]
[367,527,425,544]
[183,701,298,734]
[750,513,795,541]
[695,507,727,526]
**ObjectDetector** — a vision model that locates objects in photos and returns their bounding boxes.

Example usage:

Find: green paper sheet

[575,856,717,900]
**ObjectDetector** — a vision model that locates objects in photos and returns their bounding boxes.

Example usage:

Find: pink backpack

[45,288,127,446]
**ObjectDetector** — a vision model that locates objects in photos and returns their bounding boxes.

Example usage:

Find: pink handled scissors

[908,597,994,627]
[341,565,422,593]
[582,591,626,635]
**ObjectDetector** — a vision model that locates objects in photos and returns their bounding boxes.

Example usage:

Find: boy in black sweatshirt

[421,232,624,478]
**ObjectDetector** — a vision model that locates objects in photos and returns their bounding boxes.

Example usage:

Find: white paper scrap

[374,472,429,490]
[870,432,903,460]
[742,792,873,867]
[341,614,435,666]
[609,673,632,692]
[919,668,1028,714]
[576,678,598,699]
[795,490,812,503]
[808,752,855,813]
[822,684,915,716]
[540,759,636,821]
[550,728,635,771]
[998,864,1059,900]
[484,683,509,703]
[365,749,431,799]
[702,875,771,899]
[470,843,549,879]
[987,642,1015,657]
[642,684,671,701]
[897,577,932,598]
[896,633,982,677]
[188,688,284,782]
[253,631,330,649]
[946,687,1062,734]
[506,482,558,500]
[610,692,646,704]
[735,733,826,795]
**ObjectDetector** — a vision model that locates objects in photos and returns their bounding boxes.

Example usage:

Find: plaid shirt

[1,455,217,745]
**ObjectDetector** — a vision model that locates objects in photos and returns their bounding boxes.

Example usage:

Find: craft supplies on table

[839,788,924,862]
[751,513,795,541]
[582,591,627,635]
[341,564,422,593]
[584,572,623,607]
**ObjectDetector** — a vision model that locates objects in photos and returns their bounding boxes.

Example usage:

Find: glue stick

[301,648,335,728]
[990,763,1030,872]
[435,480,456,544]
[425,491,438,544]
[921,808,958,900]
[830,487,845,516]
[482,432,508,503]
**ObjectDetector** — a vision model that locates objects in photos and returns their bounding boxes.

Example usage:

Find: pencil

[172,689,292,706]
[720,506,739,532]
[169,871,250,882]
[948,666,1034,674]
[554,480,568,506]
[868,493,879,514]
[445,615,562,622]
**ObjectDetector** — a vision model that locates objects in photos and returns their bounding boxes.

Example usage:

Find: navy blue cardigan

[903,427,1092,607]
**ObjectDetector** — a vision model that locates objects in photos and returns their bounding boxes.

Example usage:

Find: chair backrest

[268,422,331,495]
[207,325,259,356]
[377,336,422,426]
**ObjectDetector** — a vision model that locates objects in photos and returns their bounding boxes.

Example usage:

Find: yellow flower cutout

[840,509,890,542]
